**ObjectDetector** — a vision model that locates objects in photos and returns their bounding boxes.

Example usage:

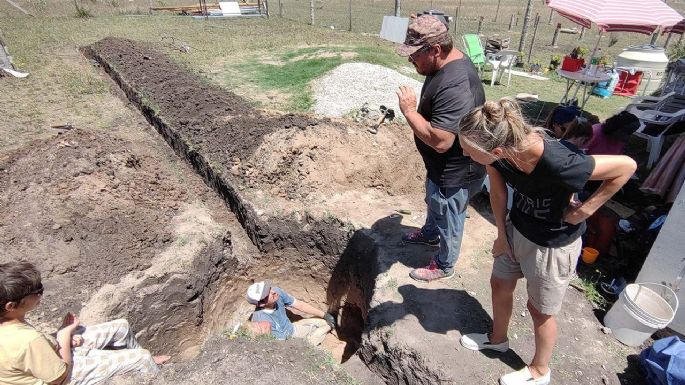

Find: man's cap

[396,15,450,57]
[246,280,272,305]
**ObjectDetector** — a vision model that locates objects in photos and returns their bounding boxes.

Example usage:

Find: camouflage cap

[396,15,449,57]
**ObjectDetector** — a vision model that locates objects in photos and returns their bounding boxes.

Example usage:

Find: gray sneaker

[460,333,509,352]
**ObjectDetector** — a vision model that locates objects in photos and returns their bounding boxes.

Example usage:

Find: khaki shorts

[492,220,582,315]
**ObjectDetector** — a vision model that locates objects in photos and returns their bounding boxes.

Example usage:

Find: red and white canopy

[547,0,683,35]
[665,19,685,35]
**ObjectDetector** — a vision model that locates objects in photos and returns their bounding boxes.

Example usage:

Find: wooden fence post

[517,0,533,52]
[454,1,462,36]
[509,14,515,31]
[650,30,659,45]
[527,14,540,64]
[309,0,314,25]
[551,22,561,47]
[494,0,501,22]
[477,16,484,35]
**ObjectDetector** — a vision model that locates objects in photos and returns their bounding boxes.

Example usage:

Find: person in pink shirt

[585,111,640,155]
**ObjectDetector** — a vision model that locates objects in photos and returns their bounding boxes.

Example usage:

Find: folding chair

[486,49,518,87]
[462,34,486,75]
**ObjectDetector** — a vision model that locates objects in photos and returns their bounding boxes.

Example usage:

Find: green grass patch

[243,45,404,110]
[572,276,608,310]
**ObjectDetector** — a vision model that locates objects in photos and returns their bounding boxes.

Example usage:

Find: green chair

[462,34,486,74]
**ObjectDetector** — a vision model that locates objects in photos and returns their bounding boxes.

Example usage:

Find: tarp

[641,336,685,385]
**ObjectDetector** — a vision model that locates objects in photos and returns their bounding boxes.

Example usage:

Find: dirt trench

[82,36,390,375]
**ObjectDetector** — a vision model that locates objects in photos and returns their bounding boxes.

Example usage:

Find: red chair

[613,69,643,97]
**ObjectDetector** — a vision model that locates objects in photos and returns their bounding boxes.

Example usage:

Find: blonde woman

[457,98,636,385]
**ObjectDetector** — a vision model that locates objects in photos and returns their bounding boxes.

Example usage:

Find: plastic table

[557,68,612,110]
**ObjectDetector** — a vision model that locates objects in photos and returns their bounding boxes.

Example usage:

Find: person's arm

[564,155,636,225]
[53,312,79,384]
[487,166,513,258]
[289,299,326,318]
[396,85,456,153]
[248,321,272,336]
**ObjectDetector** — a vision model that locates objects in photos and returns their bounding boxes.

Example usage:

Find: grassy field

[2,0,682,135]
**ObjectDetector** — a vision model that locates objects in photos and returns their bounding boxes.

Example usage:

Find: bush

[668,40,685,62]
[74,0,93,18]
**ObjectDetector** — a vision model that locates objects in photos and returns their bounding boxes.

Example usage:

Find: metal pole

[527,14,540,64]
[579,26,585,40]
[547,8,554,25]
[265,0,269,18]
[278,0,282,17]
[394,0,400,17]
[477,16,484,35]
[665,32,673,48]
[508,14,514,31]
[348,0,352,32]
[590,31,603,59]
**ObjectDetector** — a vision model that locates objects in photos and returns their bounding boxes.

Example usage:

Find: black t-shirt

[416,57,486,188]
[492,138,596,247]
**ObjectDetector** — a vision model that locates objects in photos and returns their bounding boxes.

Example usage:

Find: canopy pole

[590,29,603,59]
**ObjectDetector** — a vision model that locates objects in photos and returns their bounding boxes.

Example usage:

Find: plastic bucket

[604,283,678,346]
[581,247,599,264]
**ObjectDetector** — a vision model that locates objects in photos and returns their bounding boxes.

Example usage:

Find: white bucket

[604,283,678,347]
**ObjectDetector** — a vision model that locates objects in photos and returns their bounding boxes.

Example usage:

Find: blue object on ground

[640,336,685,385]
[592,69,620,98]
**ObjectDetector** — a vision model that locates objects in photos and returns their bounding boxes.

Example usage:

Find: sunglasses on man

[409,45,432,63]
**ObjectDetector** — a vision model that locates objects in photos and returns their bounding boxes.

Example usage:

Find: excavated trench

[83,37,385,376]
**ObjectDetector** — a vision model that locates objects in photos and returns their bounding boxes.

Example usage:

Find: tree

[518,0,533,52]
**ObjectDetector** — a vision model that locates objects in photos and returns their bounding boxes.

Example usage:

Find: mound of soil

[85,37,423,217]
[0,128,237,354]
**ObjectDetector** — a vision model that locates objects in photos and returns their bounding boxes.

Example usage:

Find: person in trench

[245,280,336,346]
[394,13,486,282]
[457,98,636,385]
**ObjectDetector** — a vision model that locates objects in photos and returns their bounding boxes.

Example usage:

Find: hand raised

[395,85,417,116]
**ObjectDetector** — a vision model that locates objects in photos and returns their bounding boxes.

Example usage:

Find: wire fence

[273,0,685,66]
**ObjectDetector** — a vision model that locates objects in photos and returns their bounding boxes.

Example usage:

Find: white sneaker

[460,333,509,352]
[499,367,551,385]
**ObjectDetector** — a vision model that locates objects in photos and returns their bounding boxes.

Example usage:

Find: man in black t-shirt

[395,15,486,282]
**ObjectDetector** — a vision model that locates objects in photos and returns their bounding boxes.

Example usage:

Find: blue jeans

[420,178,484,272]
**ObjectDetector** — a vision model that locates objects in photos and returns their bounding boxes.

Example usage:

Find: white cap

[246,280,271,305]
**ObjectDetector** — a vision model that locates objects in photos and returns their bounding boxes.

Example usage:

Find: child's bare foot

[153,355,171,365]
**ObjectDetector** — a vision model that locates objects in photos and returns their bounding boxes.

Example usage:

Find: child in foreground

[0,261,170,385]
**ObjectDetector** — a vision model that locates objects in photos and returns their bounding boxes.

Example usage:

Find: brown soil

[85,38,424,211]
[0,32,648,385]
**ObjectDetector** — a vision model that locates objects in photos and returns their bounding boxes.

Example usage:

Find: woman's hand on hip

[492,235,513,259]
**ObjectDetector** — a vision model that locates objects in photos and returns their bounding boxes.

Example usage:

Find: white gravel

[312,62,423,117]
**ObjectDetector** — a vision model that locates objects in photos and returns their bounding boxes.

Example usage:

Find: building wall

[635,182,685,334]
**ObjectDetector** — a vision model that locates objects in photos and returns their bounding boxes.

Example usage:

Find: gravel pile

[312,62,422,117]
